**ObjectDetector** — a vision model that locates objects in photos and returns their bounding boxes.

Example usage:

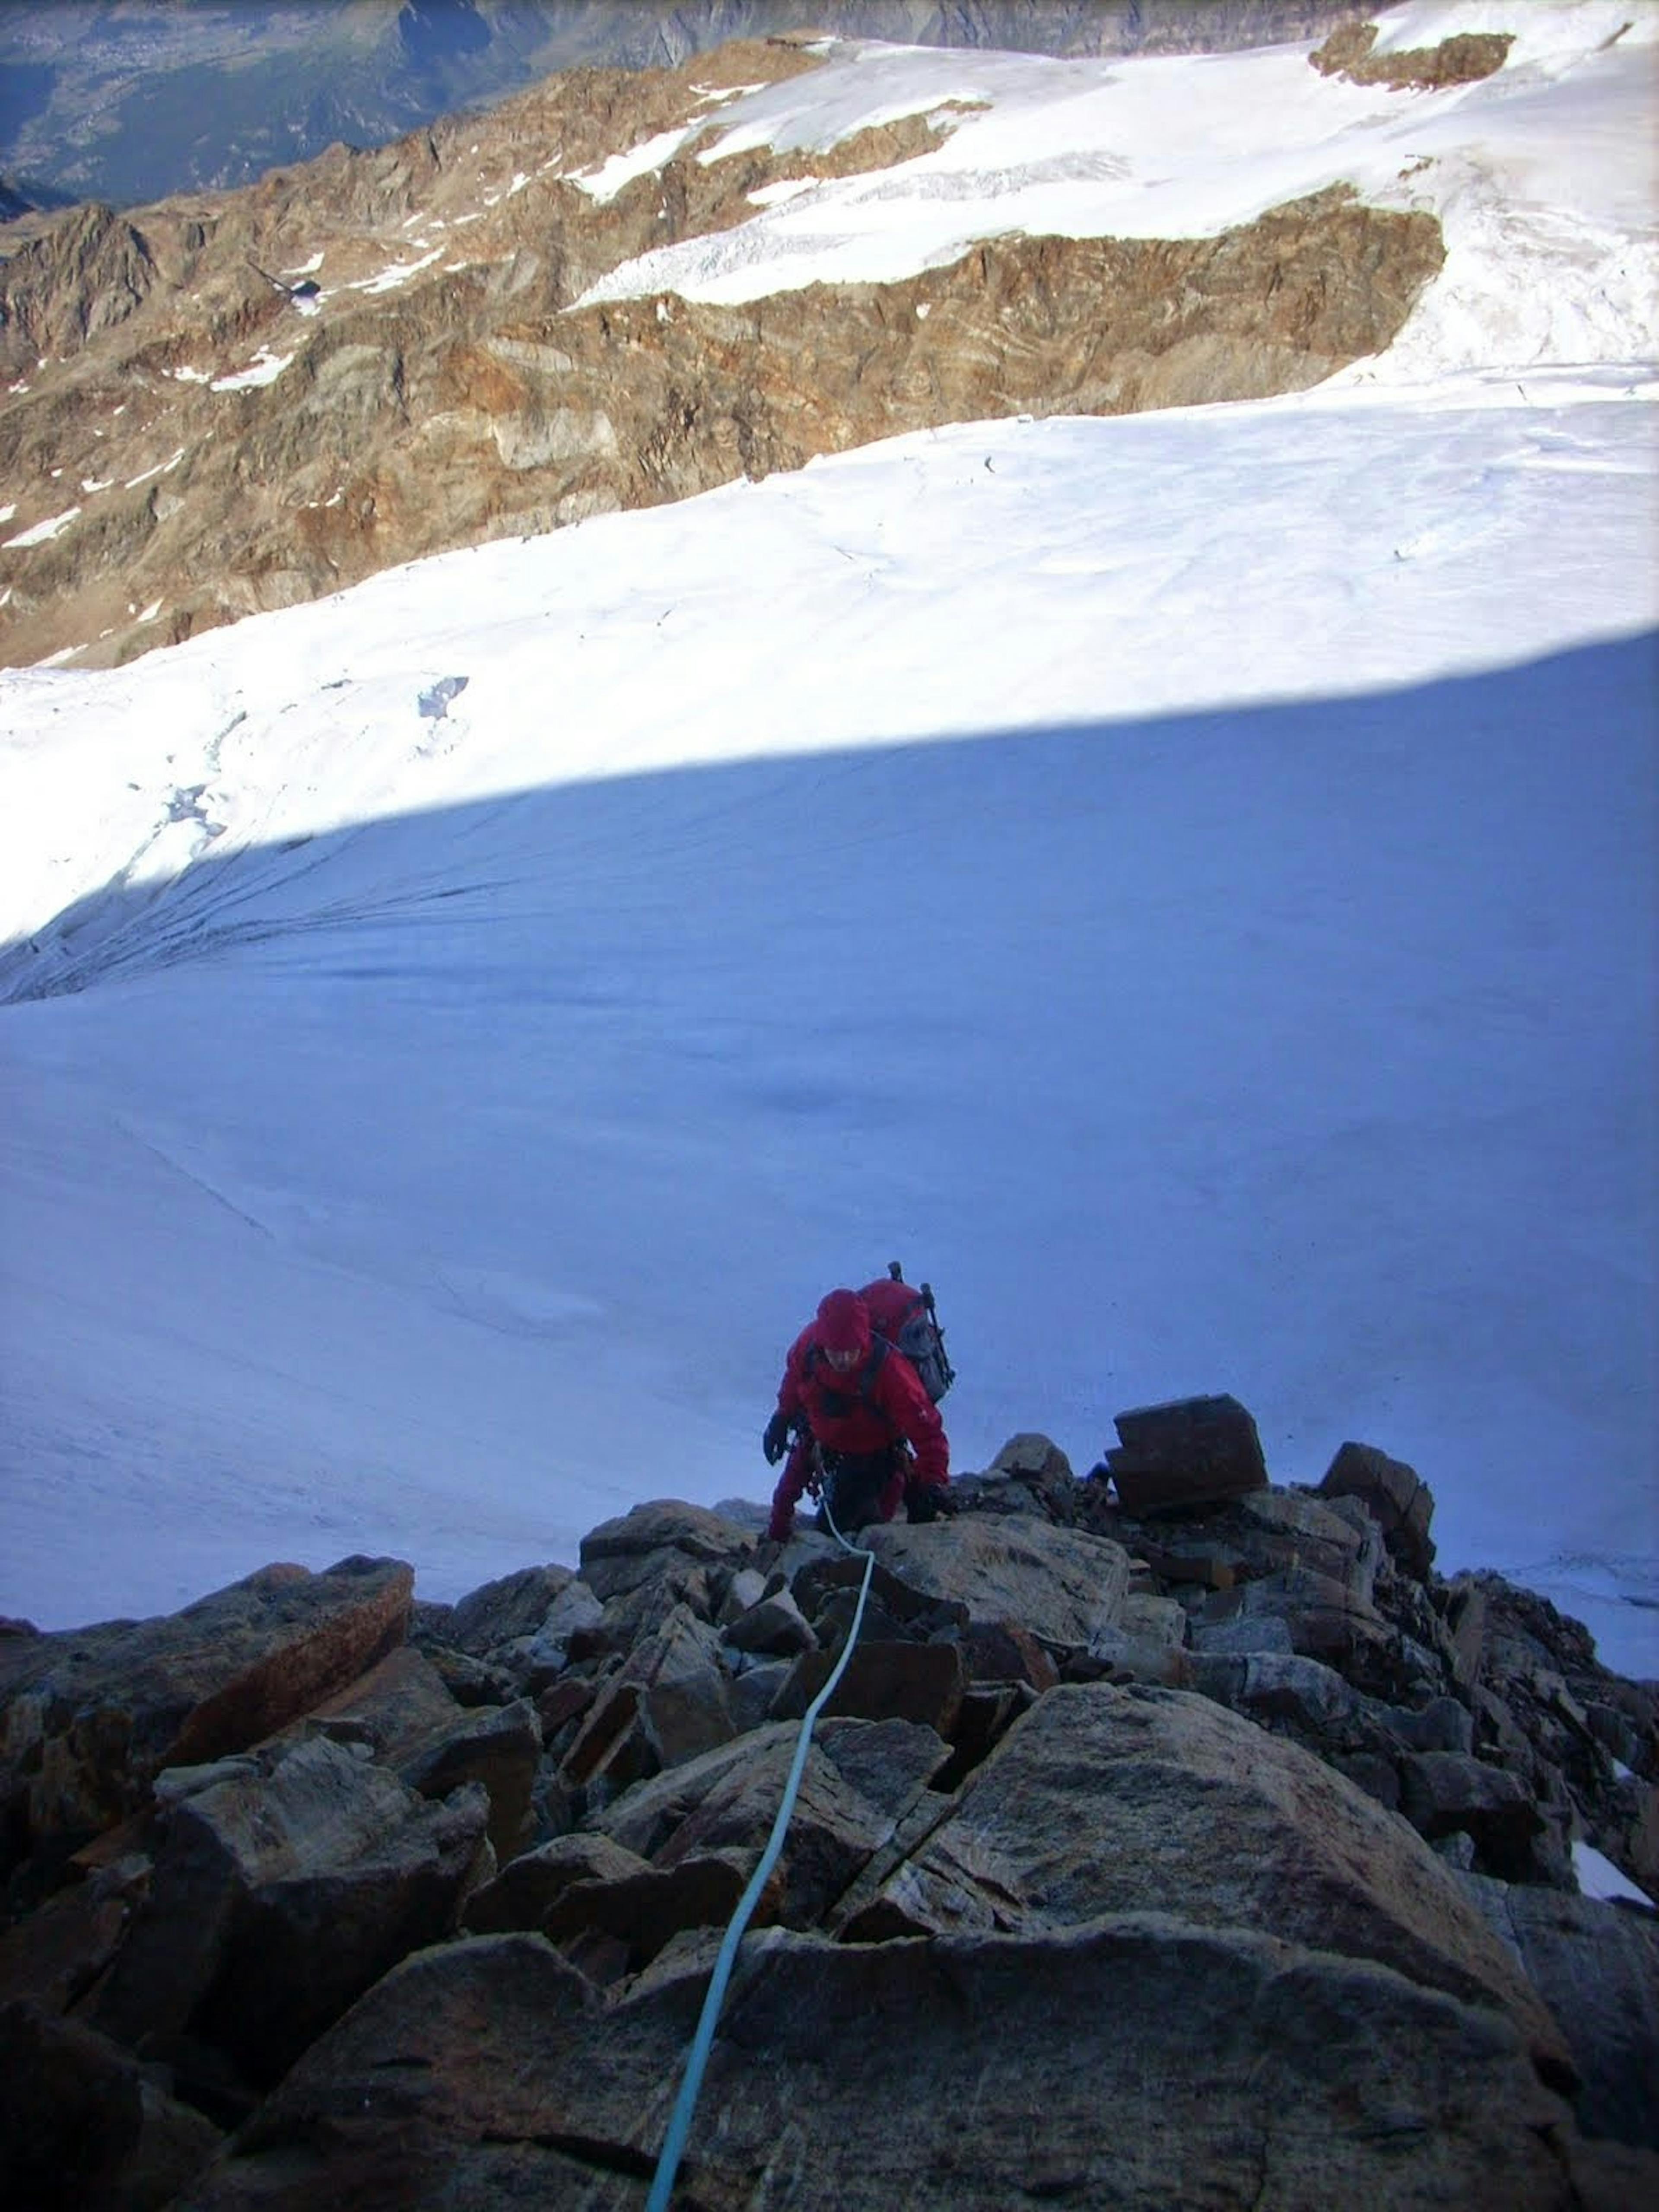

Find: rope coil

[645,1495,875,2211]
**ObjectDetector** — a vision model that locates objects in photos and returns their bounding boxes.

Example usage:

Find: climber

[763,1287,950,1542]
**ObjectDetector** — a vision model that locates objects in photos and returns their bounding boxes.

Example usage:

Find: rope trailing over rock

[645,1495,875,2211]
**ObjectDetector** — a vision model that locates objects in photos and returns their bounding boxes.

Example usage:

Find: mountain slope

[0,1,1375,207]
[3,6,1652,673]
[0,3,1655,1674]
[2,380,1654,1669]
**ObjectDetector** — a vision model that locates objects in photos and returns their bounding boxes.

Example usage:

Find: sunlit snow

[123,450,186,490]
[211,349,295,392]
[3,505,81,547]
[352,247,446,294]
[571,124,699,202]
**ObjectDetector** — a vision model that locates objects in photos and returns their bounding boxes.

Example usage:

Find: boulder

[577,1501,756,1604]
[1129,1535,1244,1589]
[721,1586,817,1658]
[434,1565,575,1658]
[1193,1565,1387,1667]
[1443,1575,1490,1688]
[727,1658,793,1733]
[561,1603,733,1789]
[494,1579,607,1688]
[842,1682,1570,2082]
[270,1648,542,1858]
[419,1644,518,1708]
[0,1557,413,1854]
[1232,1486,1383,1602]
[1229,1650,1375,1734]
[1190,1611,1296,1657]
[535,1675,594,1744]
[296,1643,464,1755]
[168,1917,1590,2212]
[988,1432,1075,1485]
[397,1697,543,1860]
[585,1716,949,1930]
[1320,1440,1437,1579]
[407,1598,455,1643]
[1399,1751,1545,1880]
[792,1551,966,1643]
[953,1619,1060,1692]
[812,1715,957,1821]
[861,1514,1130,1652]
[1102,1392,1268,1511]
[0,2000,222,2212]
[0,1850,149,2015]
[558,1684,652,1798]
[772,1638,967,1735]
[461,1833,649,1935]
[87,1735,490,2085]
[1460,1874,1659,2150]
[540,1850,752,1969]
[1086,1590,1193,1678]
[717,1567,769,1624]
[976,1431,1076,1510]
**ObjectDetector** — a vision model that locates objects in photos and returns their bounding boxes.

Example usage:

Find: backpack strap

[804,1336,890,1415]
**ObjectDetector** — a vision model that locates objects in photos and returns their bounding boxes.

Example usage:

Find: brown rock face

[0,1556,413,1857]
[86,1736,492,2086]
[3,1491,1655,2206]
[842,1680,1573,2082]
[0,1999,222,2212]
[1321,1435,1438,1577]
[860,1511,1131,1649]
[0,33,1443,672]
[1310,20,1515,89]
[1104,1389,1271,1511]
[169,1920,1587,2212]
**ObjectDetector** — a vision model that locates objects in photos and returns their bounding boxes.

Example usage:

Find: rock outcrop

[1,1415,1653,2209]
[0,1554,413,1860]
[1311,19,1515,90]
[0,35,1445,672]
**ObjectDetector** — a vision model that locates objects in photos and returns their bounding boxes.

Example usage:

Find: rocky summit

[0,21,1465,674]
[2,1410,1655,2209]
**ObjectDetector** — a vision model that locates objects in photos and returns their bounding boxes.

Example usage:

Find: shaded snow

[1573,1840,1656,1905]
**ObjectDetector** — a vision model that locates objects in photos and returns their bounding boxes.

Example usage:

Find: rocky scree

[0,1402,1655,2208]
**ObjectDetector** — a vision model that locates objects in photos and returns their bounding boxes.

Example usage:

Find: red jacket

[776,1322,948,1484]
[767,1309,950,1538]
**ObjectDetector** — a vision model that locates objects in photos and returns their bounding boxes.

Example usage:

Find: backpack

[858,1263,956,1404]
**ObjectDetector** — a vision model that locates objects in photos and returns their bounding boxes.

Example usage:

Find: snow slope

[1,4,1655,1677]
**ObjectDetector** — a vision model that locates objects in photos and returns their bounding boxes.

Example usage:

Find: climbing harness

[644,1494,876,2212]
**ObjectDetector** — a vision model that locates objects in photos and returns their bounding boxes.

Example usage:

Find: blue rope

[645,1493,874,2212]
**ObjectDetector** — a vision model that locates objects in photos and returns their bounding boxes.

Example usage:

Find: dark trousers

[816,1447,902,1536]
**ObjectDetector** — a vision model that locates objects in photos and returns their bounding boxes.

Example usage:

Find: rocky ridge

[2,1407,1655,2209]
[0,24,1453,672]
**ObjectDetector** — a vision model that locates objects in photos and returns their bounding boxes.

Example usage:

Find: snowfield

[0,3,1655,1678]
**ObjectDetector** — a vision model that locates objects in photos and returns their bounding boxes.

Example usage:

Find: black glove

[763,1411,792,1466]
